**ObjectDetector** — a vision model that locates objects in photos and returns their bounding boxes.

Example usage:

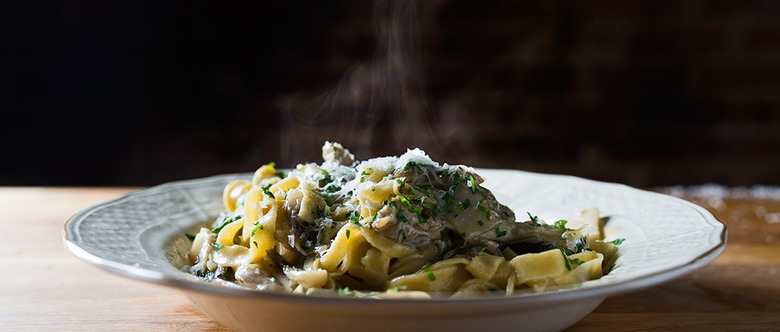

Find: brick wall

[2,0,779,186]
[273,0,780,187]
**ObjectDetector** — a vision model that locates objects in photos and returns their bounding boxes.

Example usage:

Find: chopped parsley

[442,191,455,205]
[554,219,568,230]
[432,206,450,216]
[426,269,436,281]
[316,207,328,219]
[467,174,479,194]
[185,233,195,241]
[558,246,571,271]
[251,223,264,236]
[402,161,421,173]
[345,229,351,239]
[261,183,275,199]
[455,199,470,211]
[413,184,434,197]
[495,227,507,237]
[396,228,407,241]
[396,208,408,223]
[527,212,540,226]
[210,243,224,251]
[415,211,426,224]
[451,172,462,190]
[477,243,488,256]
[608,238,626,245]
[396,179,406,193]
[436,168,451,177]
[212,216,234,234]
[347,210,360,224]
[320,192,335,205]
[476,200,490,220]
[574,237,587,253]
[199,270,218,281]
[416,263,432,273]
[338,287,357,297]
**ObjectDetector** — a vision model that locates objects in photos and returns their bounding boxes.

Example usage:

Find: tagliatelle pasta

[183,142,621,298]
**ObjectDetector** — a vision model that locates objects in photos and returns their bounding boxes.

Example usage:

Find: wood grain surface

[1,187,778,331]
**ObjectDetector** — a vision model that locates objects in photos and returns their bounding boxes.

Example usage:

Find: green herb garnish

[442,191,455,205]
[396,209,408,223]
[527,212,540,226]
[558,246,571,271]
[397,228,407,241]
[416,263,432,273]
[432,206,450,216]
[347,210,360,224]
[338,287,357,297]
[261,183,275,199]
[467,174,479,194]
[554,219,568,230]
[360,169,370,182]
[396,179,406,193]
[402,161,420,173]
[251,224,264,236]
[212,216,233,234]
[455,199,470,211]
[477,200,491,220]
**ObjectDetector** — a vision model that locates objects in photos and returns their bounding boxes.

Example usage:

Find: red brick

[745,25,780,50]
[741,101,780,123]
[700,0,780,20]
[572,24,626,54]
[694,64,780,90]
[568,1,643,19]
[627,25,728,55]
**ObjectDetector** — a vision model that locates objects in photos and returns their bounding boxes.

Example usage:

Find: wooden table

[2,187,779,331]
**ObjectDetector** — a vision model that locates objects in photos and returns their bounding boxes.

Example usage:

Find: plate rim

[63,169,727,307]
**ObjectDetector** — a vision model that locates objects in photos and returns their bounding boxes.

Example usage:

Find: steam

[280,0,444,163]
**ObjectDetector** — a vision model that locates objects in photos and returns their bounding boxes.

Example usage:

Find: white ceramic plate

[63,169,726,332]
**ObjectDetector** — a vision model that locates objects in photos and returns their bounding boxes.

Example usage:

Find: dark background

[2,0,779,187]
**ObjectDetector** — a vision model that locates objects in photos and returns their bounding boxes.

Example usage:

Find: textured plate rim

[63,170,727,308]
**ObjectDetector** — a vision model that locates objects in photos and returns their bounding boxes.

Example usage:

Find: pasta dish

[183,142,620,298]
